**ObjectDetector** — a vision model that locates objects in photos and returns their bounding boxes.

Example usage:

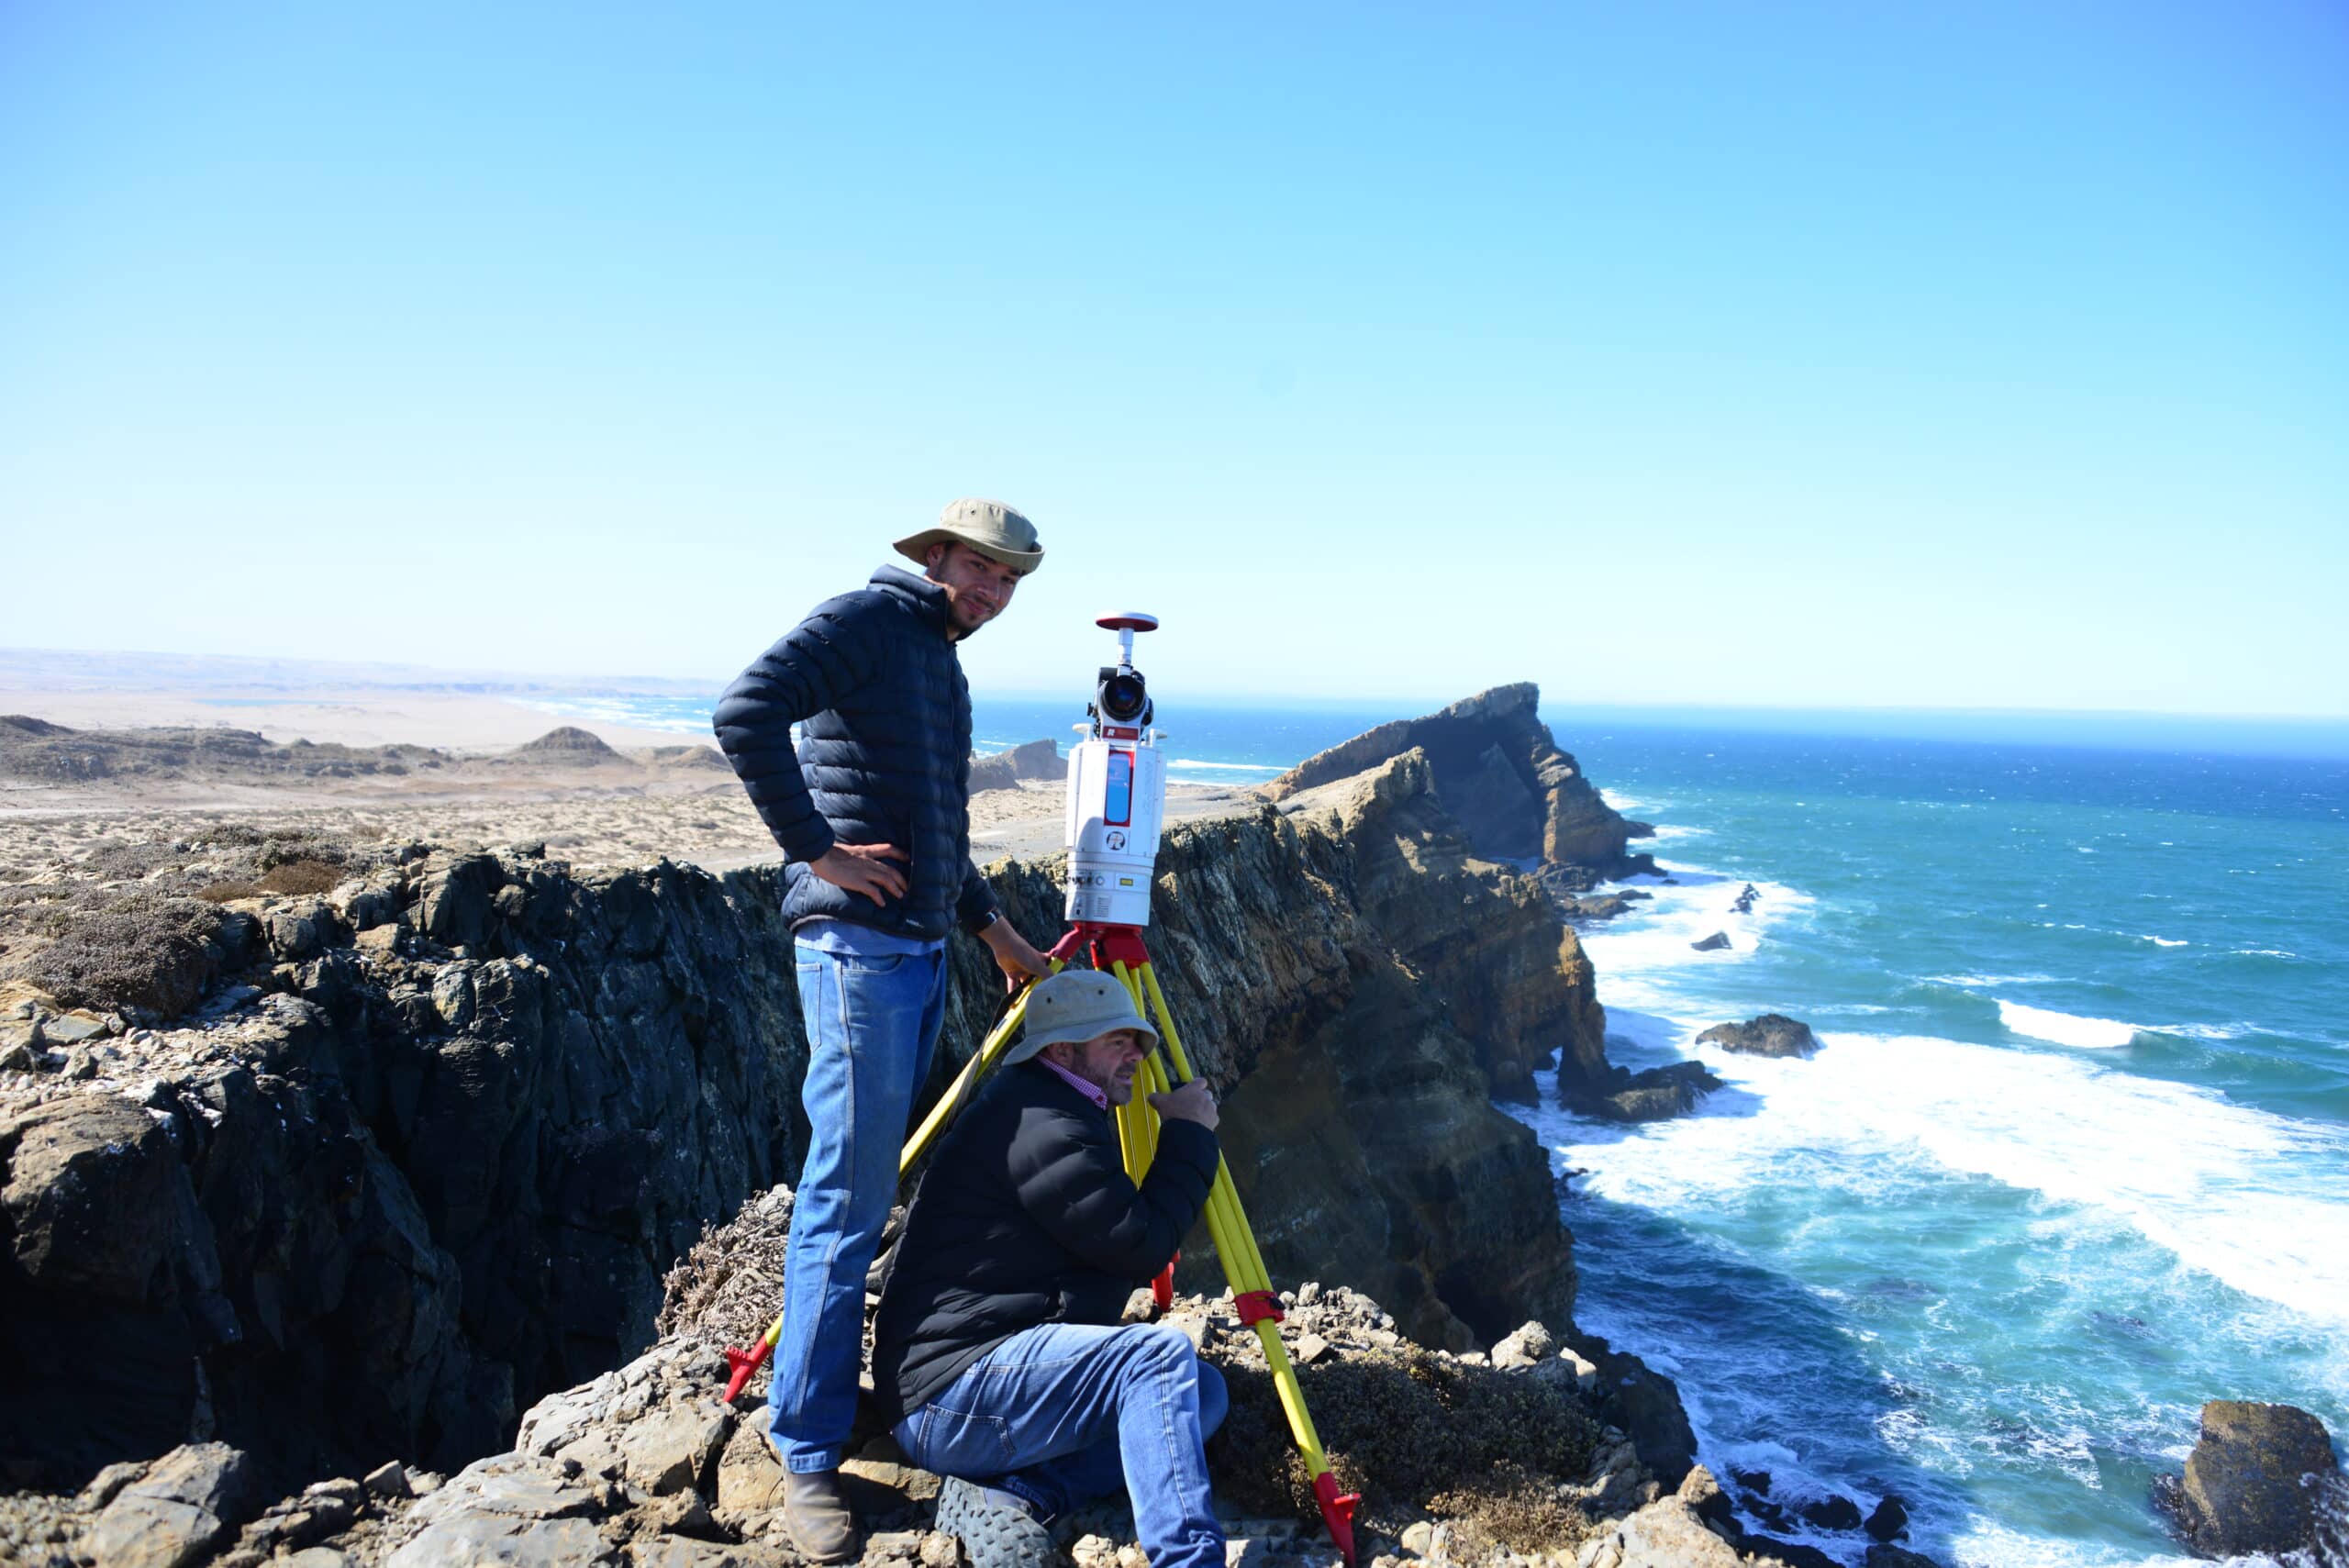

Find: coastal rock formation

[1691,932,1732,952]
[1696,1016,1820,1059]
[967,738,1063,794]
[15,1195,1720,1568]
[1270,750,1609,1099]
[1,754,1606,1492]
[1263,685,1654,881]
[1562,1062,1723,1124]
[2157,1399,2343,1560]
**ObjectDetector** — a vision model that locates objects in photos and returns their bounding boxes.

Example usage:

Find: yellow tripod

[722,922,1361,1563]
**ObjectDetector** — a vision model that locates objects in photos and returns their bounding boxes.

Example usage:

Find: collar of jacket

[869,566,952,636]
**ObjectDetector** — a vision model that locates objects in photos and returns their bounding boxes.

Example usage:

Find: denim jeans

[894,1323,1230,1568]
[769,928,949,1473]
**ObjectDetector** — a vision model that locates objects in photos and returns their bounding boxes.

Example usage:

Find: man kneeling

[872,970,1228,1568]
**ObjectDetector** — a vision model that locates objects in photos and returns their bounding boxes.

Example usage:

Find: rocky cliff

[2,740,1610,1499]
[1262,685,1653,884]
[2,1191,1879,1568]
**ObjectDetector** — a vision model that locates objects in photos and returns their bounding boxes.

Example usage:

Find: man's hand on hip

[807,843,910,906]
[1148,1079,1219,1132]
[979,918,1052,990]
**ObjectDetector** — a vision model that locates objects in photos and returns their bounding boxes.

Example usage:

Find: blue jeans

[770,929,949,1473]
[894,1323,1230,1568]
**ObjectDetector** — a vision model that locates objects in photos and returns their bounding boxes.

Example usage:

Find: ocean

[533,688,2347,1567]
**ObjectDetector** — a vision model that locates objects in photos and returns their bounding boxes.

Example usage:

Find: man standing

[714,499,1054,1562]
[872,970,1229,1568]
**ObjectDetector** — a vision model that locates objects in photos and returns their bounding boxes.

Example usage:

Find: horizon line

[4,646,2344,728]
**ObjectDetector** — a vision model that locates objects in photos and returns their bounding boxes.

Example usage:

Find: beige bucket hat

[1004,970,1159,1065]
[895,497,1045,575]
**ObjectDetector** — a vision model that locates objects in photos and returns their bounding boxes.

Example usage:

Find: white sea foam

[1998,1000,2140,1050]
[2138,934,2189,948]
[1946,1518,2200,1568]
[1572,864,1814,1008]
[1526,1032,2349,1332]
[2157,1022,2254,1042]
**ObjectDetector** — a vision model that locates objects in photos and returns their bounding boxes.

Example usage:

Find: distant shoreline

[6,646,2345,762]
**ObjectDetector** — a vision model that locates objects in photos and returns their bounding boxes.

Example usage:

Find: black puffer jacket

[713,567,1001,940]
[871,1062,1220,1422]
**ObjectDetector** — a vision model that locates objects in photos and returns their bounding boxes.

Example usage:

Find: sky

[3,2,2343,717]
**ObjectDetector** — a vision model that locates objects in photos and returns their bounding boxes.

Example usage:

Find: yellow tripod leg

[1127,958,1358,1561]
[900,977,1045,1176]
[731,978,1047,1403]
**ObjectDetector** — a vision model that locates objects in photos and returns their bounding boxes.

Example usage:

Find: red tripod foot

[721,1340,772,1404]
[1312,1471,1361,1564]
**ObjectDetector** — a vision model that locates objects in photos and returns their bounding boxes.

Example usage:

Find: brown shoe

[784,1468,862,1563]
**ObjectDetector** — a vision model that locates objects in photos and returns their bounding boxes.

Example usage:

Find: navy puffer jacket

[871,1061,1220,1422]
[713,567,1001,940]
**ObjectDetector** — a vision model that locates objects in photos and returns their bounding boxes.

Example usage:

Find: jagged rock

[1864,1547,1945,1568]
[711,1418,785,1518]
[1792,1491,1864,1531]
[1730,884,1759,915]
[85,1444,255,1568]
[1574,1496,1740,1567]
[1745,1539,1843,1568]
[363,1462,411,1500]
[0,1095,222,1306]
[618,1402,732,1496]
[1264,684,1655,877]
[967,739,1062,794]
[39,1010,110,1045]
[2160,1399,2341,1559]
[1272,748,1609,1103]
[1563,1062,1722,1124]
[1580,1342,1698,1487]
[1675,1465,1734,1531]
[1696,1015,1818,1059]
[1490,1321,1556,1368]
[384,1514,617,1568]
[1864,1494,1909,1540]
[1690,932,1731,953]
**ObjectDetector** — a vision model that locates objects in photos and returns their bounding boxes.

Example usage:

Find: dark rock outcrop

[1563,1062,1722,1123]
[1576,1339,1699,1488]
[1273,750,1609,1101]
[1264,684,1655,879]
[1691,932,1731,952]
[1697,1014,1820,1059]
[2157,1399,2342,1560]
[3,776,1600,1487]
[966,738,1062,794]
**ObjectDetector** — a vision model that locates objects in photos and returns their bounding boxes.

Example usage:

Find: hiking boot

[935,1476,1056,1568]
[783,1468,862,1564]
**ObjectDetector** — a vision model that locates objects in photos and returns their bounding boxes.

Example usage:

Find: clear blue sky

[4,2,2343,716]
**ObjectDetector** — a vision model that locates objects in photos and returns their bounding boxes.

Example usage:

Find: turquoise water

[1507,728,2347,1568]
[538,688,2347,1565]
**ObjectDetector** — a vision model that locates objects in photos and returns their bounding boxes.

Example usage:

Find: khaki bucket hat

[1004,970,1159,1065]
[895,497,1045,575]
